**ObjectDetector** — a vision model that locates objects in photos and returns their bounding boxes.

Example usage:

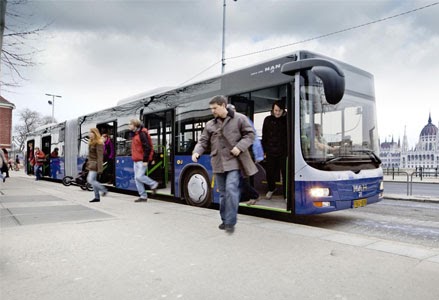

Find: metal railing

[383,168,438,195]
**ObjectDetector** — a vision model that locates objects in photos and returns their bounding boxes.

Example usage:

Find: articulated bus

[26,50,383,215]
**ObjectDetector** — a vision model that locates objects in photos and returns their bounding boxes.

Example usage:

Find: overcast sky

[2,0,439,148]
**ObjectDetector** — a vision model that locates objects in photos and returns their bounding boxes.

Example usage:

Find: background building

[379,136,401,169]
[0,96,16,152]
[401,114,438,171]
[381,113,439,172]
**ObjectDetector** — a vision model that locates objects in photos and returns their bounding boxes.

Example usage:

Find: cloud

[2,0,439,148]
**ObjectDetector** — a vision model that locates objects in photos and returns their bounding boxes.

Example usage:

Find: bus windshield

[300,72,380,171]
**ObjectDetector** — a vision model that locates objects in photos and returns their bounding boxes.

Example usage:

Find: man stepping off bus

[128,118,159,202]
[192,95,258,233]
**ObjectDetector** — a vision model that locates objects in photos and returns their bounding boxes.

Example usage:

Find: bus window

[175,98,212,155]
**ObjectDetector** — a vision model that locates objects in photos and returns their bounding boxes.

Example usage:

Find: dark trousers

[265,154,287,198]
[239,176,259,202]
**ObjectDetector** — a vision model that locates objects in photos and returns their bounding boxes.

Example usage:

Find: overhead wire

[226,2,439,61]
[179,59,222,86]
[180,1,439,84]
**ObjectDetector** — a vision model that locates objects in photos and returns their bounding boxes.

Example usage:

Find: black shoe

[89,199,100,203]
[218,223,225,230]
[225,224,235,233]
[134,198,147,203]
[2,178,5,183]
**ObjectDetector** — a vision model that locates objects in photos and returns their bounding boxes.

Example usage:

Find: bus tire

[62,176,73,186]
[183,168,212,207]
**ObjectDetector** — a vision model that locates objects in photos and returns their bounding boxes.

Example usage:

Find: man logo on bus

[352,184,368,192]
[265,64,281,73]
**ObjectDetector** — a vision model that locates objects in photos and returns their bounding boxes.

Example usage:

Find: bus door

[26,139,35,175]
[229,94,265,201]
[230,94,254,117]
[231,86,290,211]
[97,121,117,185]
[143,109,174,191]
[41,135,51,177]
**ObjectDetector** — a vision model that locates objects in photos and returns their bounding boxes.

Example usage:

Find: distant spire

[428,112,432,124]
[402,125,408,152]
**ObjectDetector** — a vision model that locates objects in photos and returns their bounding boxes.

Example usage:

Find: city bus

[26,50,383,215]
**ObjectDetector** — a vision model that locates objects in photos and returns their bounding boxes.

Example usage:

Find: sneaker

[89,199,100,203]
[150,182,158,195]
[266,190,275,200]
[134,198,147,202]
[218,223,225,230]
[246,199,258,206]
[225,224,235,233]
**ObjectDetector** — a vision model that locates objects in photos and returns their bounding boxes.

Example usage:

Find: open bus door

[143,109,174,191]
[26,140,35,175]
[41,135,51,177]
[97,121,117,186]
[229,95,267,203]
[230,88,291,211]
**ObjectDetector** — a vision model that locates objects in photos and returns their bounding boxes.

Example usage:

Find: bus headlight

[379,181,384,190]
[309,187,330,197]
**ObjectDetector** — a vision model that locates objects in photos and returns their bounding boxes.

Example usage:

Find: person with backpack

[34,147,46,181]
[128,118,158,203]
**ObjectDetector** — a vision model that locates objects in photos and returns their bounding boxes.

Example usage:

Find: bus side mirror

[311,66,345,105]
[281,58,345,105]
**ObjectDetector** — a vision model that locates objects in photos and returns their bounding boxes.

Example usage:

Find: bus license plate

[353,199,367,208]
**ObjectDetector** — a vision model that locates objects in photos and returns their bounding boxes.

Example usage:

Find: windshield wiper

[322,156,344,165]
[351,149,382,164]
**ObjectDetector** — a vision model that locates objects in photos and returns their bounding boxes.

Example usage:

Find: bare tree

[13,108,54,152]
[1,0,46,88]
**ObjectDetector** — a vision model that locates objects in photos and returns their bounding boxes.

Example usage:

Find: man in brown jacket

[192,95,257,233]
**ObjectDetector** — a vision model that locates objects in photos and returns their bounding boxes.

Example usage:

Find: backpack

[140,128,154,162]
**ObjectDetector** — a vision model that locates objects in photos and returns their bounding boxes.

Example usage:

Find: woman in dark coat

[262,101,287,200]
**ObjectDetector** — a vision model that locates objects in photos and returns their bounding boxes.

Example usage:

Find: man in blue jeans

[128,118,159,202]
[192,96,257,233]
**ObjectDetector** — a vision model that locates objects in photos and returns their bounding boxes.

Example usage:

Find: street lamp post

[45,93,62,123]
[221,0,237,74]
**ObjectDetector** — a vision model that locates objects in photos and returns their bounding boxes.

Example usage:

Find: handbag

[1,162,8,173]
[221,133,258,177]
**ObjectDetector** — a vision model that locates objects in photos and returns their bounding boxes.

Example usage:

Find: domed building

[400,113,439,171]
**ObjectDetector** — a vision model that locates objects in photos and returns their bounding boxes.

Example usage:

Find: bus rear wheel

[183,169,212,207]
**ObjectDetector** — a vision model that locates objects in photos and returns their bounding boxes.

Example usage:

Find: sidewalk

[1,173,439,300]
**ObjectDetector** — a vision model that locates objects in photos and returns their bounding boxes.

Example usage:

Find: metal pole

[221,0,226,74]
[46,93,62,123]
[51,96,55,123]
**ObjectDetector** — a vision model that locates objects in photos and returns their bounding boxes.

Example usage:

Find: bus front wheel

[183,169,212,207]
